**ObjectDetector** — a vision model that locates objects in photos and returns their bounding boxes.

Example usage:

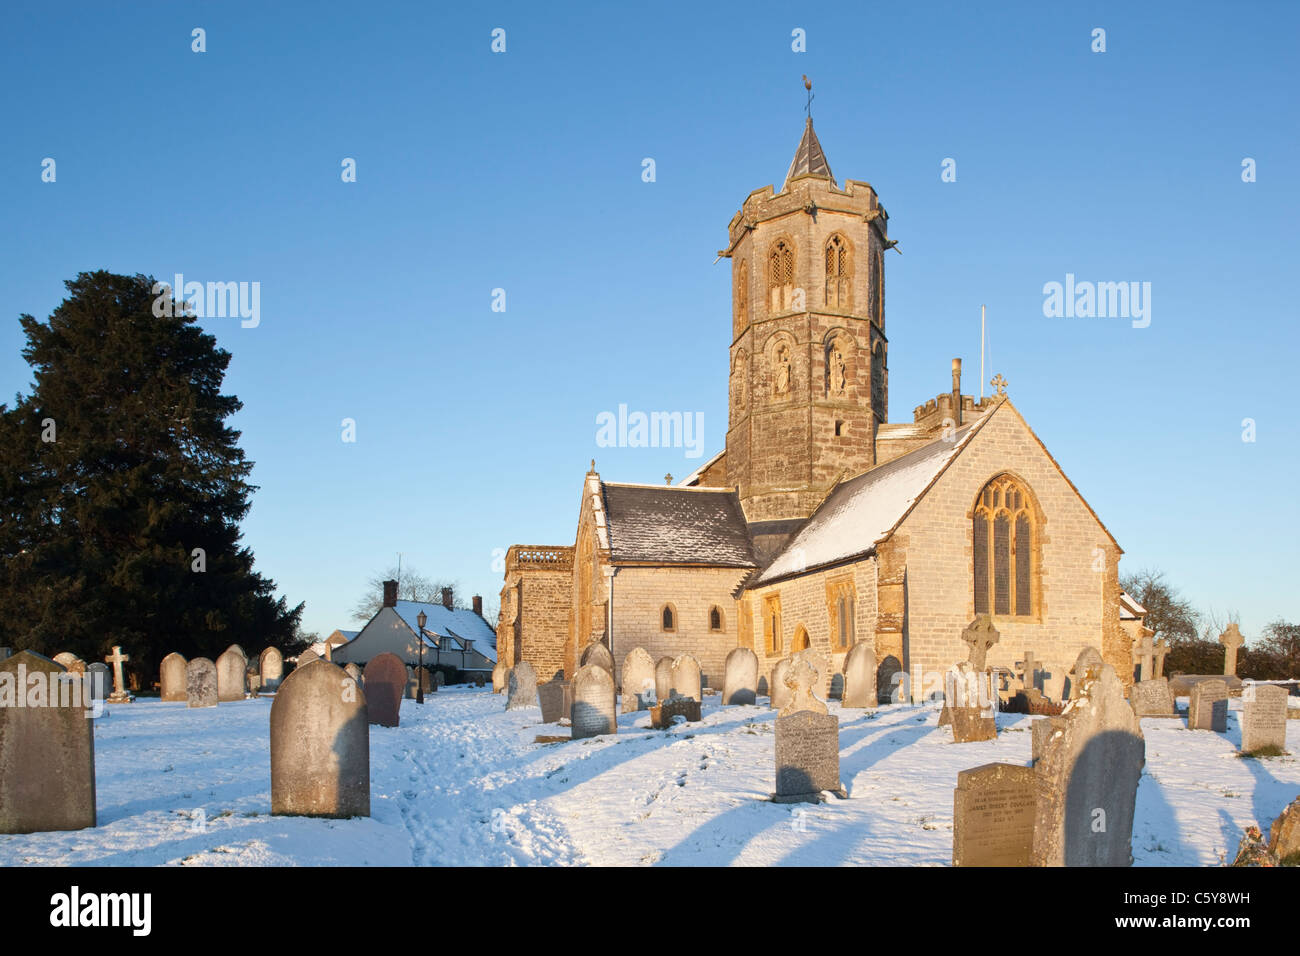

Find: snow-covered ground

[1,686,1295,866]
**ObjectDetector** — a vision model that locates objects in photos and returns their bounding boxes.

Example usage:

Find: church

[496,115,1141,703]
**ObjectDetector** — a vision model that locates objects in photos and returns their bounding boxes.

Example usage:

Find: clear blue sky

[2,1,1296,642]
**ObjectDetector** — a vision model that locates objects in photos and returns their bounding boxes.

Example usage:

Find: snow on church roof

[603,482,757,567]
[753,414,991,586]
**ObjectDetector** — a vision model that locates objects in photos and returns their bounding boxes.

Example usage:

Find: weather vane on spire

[803,75,814,118]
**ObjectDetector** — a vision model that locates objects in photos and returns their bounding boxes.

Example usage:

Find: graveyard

[1,674,1296,867]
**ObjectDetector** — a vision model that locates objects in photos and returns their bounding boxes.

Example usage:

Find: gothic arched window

[709,606,723,632]
[872,251,884,325]
[661,604,676,632]
[792,626,810,652]
[824,234,852,310]
[763,594,782,655]
[973,475,1036,617]
[871,342,885,413]
[768,239,795,312]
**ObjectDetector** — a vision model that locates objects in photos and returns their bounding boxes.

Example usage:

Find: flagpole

[980,305,986,399]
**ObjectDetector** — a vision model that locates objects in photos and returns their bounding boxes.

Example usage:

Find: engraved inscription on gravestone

[952,763,1036,867]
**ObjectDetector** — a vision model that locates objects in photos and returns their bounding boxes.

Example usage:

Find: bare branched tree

[351,564,464,623]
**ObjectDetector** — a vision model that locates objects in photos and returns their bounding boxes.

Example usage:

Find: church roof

[602,483,757,567]
[783,117,835,189]
[753,414,993,586]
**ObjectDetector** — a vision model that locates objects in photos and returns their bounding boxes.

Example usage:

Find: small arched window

[661,604,676,632]
[763,594,782,655]
[825,235,852,310]
[768,239,795,312]
[871,342,885,413]
[792,626,810,652]
[973,475,1036,617]
[709,606,723,632]
[735,259,749,329]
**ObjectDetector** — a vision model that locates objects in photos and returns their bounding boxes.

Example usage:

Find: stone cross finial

[1152,637,1170,679]
[1017,651,1040,692]
[664,473,673,485]
[105,645,133,703]
[960,615,1000,670]
[990,374,1008,397]
[1219,623,1245,676]
[779,657,827,717]
[589,459,596,473]
[1131,634,1155,682]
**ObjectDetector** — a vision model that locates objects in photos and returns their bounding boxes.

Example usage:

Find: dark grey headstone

[186,658,217,708]
[1129,678,1177,717]
[538,680,571,724]
[506,661,538,712]
[774,711,842,804]
[364,653,405,727]
[0,651,97,833]
[571,664,616,740]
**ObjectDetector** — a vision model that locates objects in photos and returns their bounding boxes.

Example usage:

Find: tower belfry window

[769,240,794,312]
[825,235,852,310]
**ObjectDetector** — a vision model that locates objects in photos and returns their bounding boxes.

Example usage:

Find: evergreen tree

[0,271,302,686]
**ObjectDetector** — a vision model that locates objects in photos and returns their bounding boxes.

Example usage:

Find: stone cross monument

[105,645,133,703]
[1219,623,1245,677]
[961,616,1000,670]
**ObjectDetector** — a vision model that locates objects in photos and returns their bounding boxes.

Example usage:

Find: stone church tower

[722,118,895,561]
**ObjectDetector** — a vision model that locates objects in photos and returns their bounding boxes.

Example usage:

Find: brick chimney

[472,595,483,617]
[441,587,453,609]
[382,579,398,608]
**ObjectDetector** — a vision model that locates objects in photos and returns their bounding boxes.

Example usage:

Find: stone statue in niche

[830,346,846,395]
[775,344,791,396]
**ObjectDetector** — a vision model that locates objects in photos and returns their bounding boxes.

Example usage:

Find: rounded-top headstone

[0,651,97,833]
[160,652,188,702]
[841,641,877,709]
[186,657,218,708]
[215,647,248,702]
[492,662,508,694]
[722,647,758,706]
[571,663,617,740]
[506,661,538,711]
[670,654,702,702]
[770,658,792,710]
[580,641,615,675]
[53,652,84,673]
[621,647,656,713]
[259,646,284,690]
[654,657,673,702]
[270,660,369,818]
[225,644,248,661]
[363,653,405,727]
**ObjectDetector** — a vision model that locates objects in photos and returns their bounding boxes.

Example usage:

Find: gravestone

[259,647,284,691]
[621,647,656,713]
[877,655,903,704]
[215,647,248,702]
[770,658,793,711]
[791,647,831,699]
[1067,647,1105,700]
[780,657,827,717]
[1031,658,1145,867]
[269,660,369,818]
[246,664,262,697]
[722,647,758,706]
[53,652,84,673]
[1188,679,1229,732]
[951,707,998,743]
[343,662,363,684]
[105,645,134,703]
[961,616,1000,670]
[1129,678,1178,717]
[297,649,321,667]
[654,657,673,702]
[669,654,702,702]
[491,662,508,694]
[652,696,701,728]
[1241,684,1288,754]
[538,680,571,724]
[433,671,444,689]
[363,653,405,727]
[943,662,997,740]
[1152,638,1171,679]
[186,658,218,708]
[160,652,187,702]
[1131,634,1155,683]
[0,651,97,833]
[571,663,616,740]
[952,763,1036,866]
[579,641,614,675]
[1268,796,1300,861]
[1219,623,1245,676]
[85,663,109,709]
[773,710,843,803]
[1031,716,1065,768]
[506,661,538,712]
[404,666,431,700]
[841,641,877,709]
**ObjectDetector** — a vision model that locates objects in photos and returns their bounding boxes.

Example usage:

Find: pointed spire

[783,117,835,190]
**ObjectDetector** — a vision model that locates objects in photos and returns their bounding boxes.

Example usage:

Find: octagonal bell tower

[721,115,894,560]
